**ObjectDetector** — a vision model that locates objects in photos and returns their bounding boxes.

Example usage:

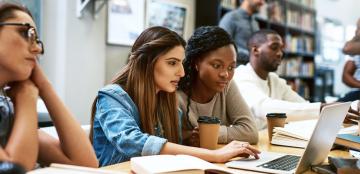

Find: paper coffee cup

[197,116,221,150]
[266,113,287,141]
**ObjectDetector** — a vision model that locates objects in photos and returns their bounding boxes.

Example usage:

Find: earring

[195,65,198,71]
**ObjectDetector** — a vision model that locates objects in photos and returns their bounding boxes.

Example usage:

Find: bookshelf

[195,0,317,101]
[262,0,316,101]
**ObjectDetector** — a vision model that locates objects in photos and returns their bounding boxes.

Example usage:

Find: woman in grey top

[178,26,258,146]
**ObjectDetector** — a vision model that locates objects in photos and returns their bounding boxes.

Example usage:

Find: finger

[238,148,256,158]
[238,153,250,158]
[347,112,360,120]
[348,108,359,115]
[237,143,261,154]
[238,141,250,145]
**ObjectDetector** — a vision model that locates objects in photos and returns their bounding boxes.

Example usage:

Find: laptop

[226,102,351,174]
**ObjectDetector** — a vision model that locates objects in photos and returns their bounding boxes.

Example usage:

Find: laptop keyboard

[257,155,300,171]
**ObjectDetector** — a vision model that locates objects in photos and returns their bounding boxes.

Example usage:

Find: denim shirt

[0,95,14,147]
[92,84,182,166]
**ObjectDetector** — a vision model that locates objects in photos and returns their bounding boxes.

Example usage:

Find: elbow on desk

[247,131,259,144]
[231,131,259,144]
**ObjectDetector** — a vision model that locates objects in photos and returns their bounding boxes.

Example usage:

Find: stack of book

[271,120,359,149]
[271,120,317,148]
[335,133,360,151]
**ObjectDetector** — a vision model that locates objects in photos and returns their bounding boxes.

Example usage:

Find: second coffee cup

[266,113,287,141]
[197,116,221,150]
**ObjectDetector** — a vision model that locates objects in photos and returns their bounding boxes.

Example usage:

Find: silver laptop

[226,102,351,174]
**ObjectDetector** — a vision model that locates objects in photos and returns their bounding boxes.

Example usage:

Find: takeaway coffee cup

[197,116,221,150]
[266,113,287,141]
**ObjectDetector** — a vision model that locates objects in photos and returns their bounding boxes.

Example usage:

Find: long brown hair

[90,26,186,143]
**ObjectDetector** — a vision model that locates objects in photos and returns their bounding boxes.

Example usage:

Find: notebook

[226,102,351,174]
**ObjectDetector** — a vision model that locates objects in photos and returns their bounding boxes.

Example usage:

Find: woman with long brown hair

[90,26,260,167]
[0,2,98,170]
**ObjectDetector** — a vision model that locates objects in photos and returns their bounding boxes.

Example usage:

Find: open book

[27,163,124,174]
[131,155,234,174]
[271,120,358,148]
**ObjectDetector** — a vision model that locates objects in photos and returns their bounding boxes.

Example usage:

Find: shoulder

[220,10,241,23]
[176,90,188,107]
[268,72,288,86]
[234,64,255,81]
[236,64,250,73]
[97,84,135,108]
[225,80,238,94]
[99,84,126,95]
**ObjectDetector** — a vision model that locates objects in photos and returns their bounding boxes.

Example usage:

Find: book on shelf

[27,163,122,174]
[220,0,237,9]
[285,35,314,53]
[271,120,359,148]
[130,155,235,174]
[335,133,360,151]
[267,0,283,23]
[288,0,314,8]
[276,57,314,78]
[257,2,268,19]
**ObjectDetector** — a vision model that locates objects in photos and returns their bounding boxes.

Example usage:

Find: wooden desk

[101,130,350,174]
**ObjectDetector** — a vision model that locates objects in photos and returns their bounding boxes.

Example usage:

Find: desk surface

[101,130,350,174]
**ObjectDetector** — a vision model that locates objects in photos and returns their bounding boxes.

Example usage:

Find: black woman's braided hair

[178,26,237,129]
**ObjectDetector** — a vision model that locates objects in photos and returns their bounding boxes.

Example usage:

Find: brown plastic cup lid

[266,113,287,118]
[197,116,221,124]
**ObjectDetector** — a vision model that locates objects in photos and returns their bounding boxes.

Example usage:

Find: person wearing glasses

[0,3,98,170]
[177,26,258,147]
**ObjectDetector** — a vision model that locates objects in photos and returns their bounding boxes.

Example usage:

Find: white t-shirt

[346,56,360,81]
[234,63,321,129]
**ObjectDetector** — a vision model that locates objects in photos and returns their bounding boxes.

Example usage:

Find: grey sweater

[177,80,258,144]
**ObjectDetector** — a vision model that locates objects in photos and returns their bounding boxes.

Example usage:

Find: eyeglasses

[0,22,44,54]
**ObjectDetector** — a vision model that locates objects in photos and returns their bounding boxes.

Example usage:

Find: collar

[247,63,269,82]
[237,8,251,18]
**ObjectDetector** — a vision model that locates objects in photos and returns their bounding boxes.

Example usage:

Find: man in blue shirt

[219,0,265,66]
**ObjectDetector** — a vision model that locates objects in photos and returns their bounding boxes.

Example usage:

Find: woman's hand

[7,80,39,105]
[344,105,360,124]
[212,141,260,163]
[30,62,50,96]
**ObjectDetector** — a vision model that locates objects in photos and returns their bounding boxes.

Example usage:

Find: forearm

[220,124,258,144]
[160,142,215,162]
[5,100,38,170]
[39,82,97,167]
[343,75,360,88]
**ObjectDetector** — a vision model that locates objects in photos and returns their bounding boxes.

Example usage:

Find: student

[177,26,258,146]
[0,2,98,170]
[339,18,360,102]
[219,0,265,66]
[234,29,360,129]
[90,26,260,167]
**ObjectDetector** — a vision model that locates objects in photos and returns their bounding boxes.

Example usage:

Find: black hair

[247,29,279,52]
[178,26,236,128]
